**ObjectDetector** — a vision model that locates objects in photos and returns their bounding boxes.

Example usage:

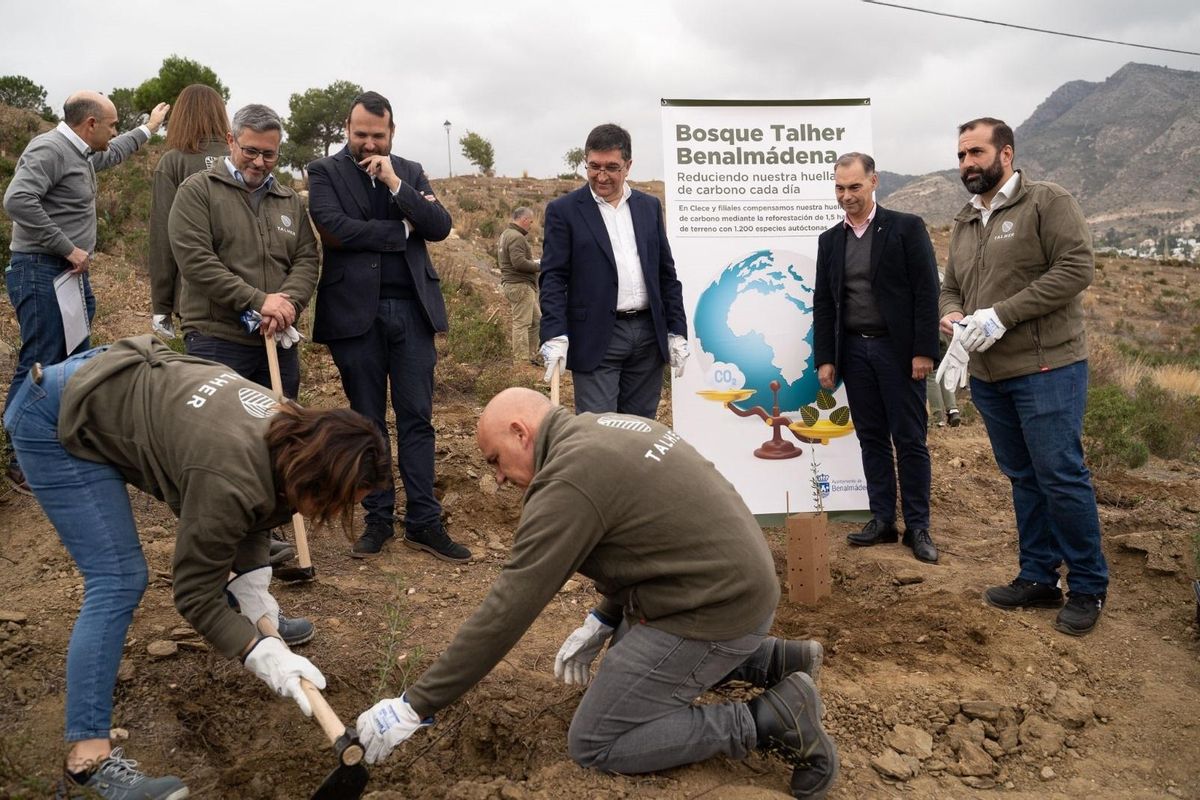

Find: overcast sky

[4,0,1198,180]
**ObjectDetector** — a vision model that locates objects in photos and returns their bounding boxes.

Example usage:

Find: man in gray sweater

[354,388,840,799]
[2,90,167,491]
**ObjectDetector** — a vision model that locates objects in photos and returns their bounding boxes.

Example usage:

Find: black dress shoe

[902,528,939,564]
[846,518,898,546]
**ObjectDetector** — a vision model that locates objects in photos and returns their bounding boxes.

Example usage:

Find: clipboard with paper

[53,270,89,354]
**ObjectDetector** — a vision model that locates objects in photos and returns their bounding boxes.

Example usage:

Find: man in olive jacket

[498,206,541,365]
[353,389,840,799]
[939,117,1107,636]
[169,104,318,400]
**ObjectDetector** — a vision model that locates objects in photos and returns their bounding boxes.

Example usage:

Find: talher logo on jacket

[597,416,653,433]
[276,214,296,237]
[238,387,279,418]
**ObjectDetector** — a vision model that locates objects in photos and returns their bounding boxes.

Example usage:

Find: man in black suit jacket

[813,152,940,563]
[539,123,689,419]
[307,91,469,563]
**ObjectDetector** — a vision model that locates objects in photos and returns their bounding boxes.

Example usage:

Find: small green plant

[809,452,825,514]
[374,576,426,698]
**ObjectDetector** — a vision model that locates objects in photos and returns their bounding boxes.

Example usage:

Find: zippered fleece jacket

[169,162,319,344]
[59,336,295,659]
[940,171,1093,382]
[498,222,538,286]
[405,406,779,717]
[148,140,228,314]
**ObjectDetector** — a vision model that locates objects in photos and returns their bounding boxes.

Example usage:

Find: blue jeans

[840,334,931,528]
[3,345,147,742]
[970,361,1108,595]
[572,314,665,420]
[4,253,96,458]
[327,297,440,530]
[184,331,300,400]
[567,615,771,773]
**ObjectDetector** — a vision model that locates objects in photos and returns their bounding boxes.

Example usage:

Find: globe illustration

[693,248,822,414]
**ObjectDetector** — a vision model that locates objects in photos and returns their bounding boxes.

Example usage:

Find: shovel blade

[273,565,317,583]
[310,762,369,800]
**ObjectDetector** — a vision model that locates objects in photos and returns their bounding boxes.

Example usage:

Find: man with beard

[937,117,1107,636]
[813,153,939,564]
[306,91,470,562]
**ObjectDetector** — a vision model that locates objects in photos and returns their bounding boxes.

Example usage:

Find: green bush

[1084,385,1149,470]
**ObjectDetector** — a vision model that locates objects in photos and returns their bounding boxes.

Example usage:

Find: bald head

[64,91,119,151]
[477,388,553,489]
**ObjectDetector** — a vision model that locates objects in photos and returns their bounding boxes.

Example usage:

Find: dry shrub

[1152,364,1200,397]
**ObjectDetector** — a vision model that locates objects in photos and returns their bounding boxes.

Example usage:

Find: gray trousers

[572,314,665,420]
[568,615,772,774]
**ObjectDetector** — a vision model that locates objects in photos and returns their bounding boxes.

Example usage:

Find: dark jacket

[306,146,452,341]
[813,205,939,372]
[538,185,687,372]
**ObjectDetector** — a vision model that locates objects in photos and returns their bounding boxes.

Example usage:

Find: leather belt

[616,309,650,319]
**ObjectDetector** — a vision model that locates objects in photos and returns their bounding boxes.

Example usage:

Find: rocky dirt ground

[1,176,1199,799]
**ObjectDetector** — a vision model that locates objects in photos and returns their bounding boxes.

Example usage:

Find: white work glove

[243,636,326,717]
[554,612,615,686]
[226,566,281,629]
[668,333,690,378]
[934,322,971,392]
[151,314,175,339]
[276,325,303,349]
[960,307,1007,352]
[356,695,433,765]
[540,336,568,382]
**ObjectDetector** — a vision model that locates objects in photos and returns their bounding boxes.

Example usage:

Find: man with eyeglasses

[169,103,318,400]
[539,123,689,419]
[168,103,321,648]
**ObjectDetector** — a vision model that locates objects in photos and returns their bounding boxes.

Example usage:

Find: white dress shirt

[590,183,648,313]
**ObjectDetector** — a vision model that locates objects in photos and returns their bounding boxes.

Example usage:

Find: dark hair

[348,91,394,128]
[834,152,876,175]
[585,123,632,161]
[166,84,229,153]
[63,96,104,127]
[958,117,1015,154]
[231,104,282,137]
[265,404,390,535]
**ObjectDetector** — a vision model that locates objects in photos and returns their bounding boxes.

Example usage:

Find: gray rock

[0,610,28,624]
[960,700,1002,721]
[946,718,987,752]
[938,699,961,718]
[147,640,178,658]
[1048,688,1094,728]
[961,776,997,789]
[956,741,997,777]
[982,739,1006,759]
[887,724,934,759]
[1019,713,1067,757]
[1040,766,1057,781]
[871,748,914,780]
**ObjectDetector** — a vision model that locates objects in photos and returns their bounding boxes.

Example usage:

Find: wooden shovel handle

[257,617,363,765]
[550,361,560,407]
[263,335,313,571]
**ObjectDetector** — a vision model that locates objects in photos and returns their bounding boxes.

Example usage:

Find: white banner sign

[662,99,873,515]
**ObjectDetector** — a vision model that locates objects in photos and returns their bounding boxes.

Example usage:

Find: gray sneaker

[58,748,188,799]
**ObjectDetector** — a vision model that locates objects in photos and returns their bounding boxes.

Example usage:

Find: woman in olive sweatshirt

[3,336,388,799]
[148,84,230,338]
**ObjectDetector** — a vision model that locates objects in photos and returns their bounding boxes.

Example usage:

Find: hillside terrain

[0,118,1199,799]
[882,62,1200,250]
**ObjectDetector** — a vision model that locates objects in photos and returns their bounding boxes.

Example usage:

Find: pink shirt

[844,203,877,239]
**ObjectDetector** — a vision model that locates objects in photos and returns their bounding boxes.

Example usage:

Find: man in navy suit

[813,152,940,564]
[307,91,470,563]
[539,123,689,419]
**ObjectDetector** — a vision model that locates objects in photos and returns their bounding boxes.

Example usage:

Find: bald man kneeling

[354,388,840,799]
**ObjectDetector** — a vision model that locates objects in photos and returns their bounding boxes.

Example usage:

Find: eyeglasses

[233,141,279,163]
[586,162,626,176]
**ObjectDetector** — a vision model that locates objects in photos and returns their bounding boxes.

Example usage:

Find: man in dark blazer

[813,152,940,564]
[307,90,469,563]
[539,123,689,419]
